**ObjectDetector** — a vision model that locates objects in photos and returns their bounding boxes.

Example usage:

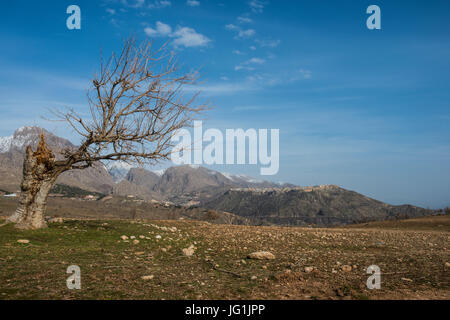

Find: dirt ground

[0,214,448,300]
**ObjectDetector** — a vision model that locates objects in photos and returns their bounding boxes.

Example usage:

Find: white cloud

[247,57,265,64]
[287,69,313,82]
[120,0,170,9]
[144,21,172,37]
[225,24,255,39]
[238,29,255,38]
[234,65,251,71]
[172,27,210,47]
[121,0,145,8]
[144,22,209,48]
[110,18,120,27]
[299,69,312,79]
[106,8,116,15]
[255,38,280,48]
[249,0,266,13]
[185,70,294,95]
[237,16,252,24]
[232,50,244,55]
[234,57,266,71]
[148,0,172,9]
[184,82,258,95]
[225,24,238,31]
[186,0,200,6]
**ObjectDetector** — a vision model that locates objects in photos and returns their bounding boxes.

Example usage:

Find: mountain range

[0,127,437,226]
[0,127,292,202]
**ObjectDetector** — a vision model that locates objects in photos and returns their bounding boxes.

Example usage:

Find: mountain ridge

[0,127,291,198]
[0,126,437,227]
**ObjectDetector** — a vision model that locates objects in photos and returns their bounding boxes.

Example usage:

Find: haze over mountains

[0,127,436,226]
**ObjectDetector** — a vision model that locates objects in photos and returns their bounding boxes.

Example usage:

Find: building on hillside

[3,193,18,197]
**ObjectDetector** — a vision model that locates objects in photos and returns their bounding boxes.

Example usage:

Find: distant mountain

[155,165,231,195]
[0,126,436,227]
[0,127,286,198]
[0,127,114,194]
[113,168,161,200]
[106,161,133,183]
[109,164,291,203]
[202,185,435,227]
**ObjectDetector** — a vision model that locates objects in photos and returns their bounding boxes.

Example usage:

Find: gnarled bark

[8,135,61,229]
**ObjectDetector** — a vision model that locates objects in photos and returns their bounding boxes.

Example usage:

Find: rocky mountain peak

[0,126,74,154]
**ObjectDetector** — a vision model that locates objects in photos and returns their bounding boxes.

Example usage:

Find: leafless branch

[53,37,207,171]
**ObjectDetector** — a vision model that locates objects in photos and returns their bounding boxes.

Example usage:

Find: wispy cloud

[287,69,312,81]
[299,69,312,79]
[248,0,267,13]
[225,24,255,39]
[186,66,309,95]
[184,82,258,95]
[234,57,265,71]
[232,105,264,111]
[119,0,171,9]
[121,0,145,8]
[186,0,200,7]
[148,0,171,9]
[255,38,280,48]
[0,68,90,91]
[237,16,252,24]
[247,57,265,64]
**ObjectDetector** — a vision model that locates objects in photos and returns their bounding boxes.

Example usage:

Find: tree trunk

[8,135,61,230]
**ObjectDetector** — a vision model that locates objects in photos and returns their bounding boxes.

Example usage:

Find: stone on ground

[182,244,196,256]
[247,251,275,260]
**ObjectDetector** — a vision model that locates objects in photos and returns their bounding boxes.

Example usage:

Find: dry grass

[0,215,449,300]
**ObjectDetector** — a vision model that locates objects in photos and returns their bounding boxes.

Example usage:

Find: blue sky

[0,0,450,208]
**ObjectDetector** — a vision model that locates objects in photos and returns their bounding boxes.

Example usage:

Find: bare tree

[8,37,206,229]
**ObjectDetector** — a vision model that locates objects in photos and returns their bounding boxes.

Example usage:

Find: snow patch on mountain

[0,135,13,153]
[106,161,133,171]
[221,172,236,181]
[106,161,134,183]
[0,127,47,153]
[221,172,263,184]
[152,168,166,176]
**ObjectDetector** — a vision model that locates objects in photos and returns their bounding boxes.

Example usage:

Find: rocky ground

[0,215,448,300]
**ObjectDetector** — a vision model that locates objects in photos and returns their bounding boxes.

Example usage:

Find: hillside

[0,215,448,300]
[202,185,435,227]
[0,196,250,226]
